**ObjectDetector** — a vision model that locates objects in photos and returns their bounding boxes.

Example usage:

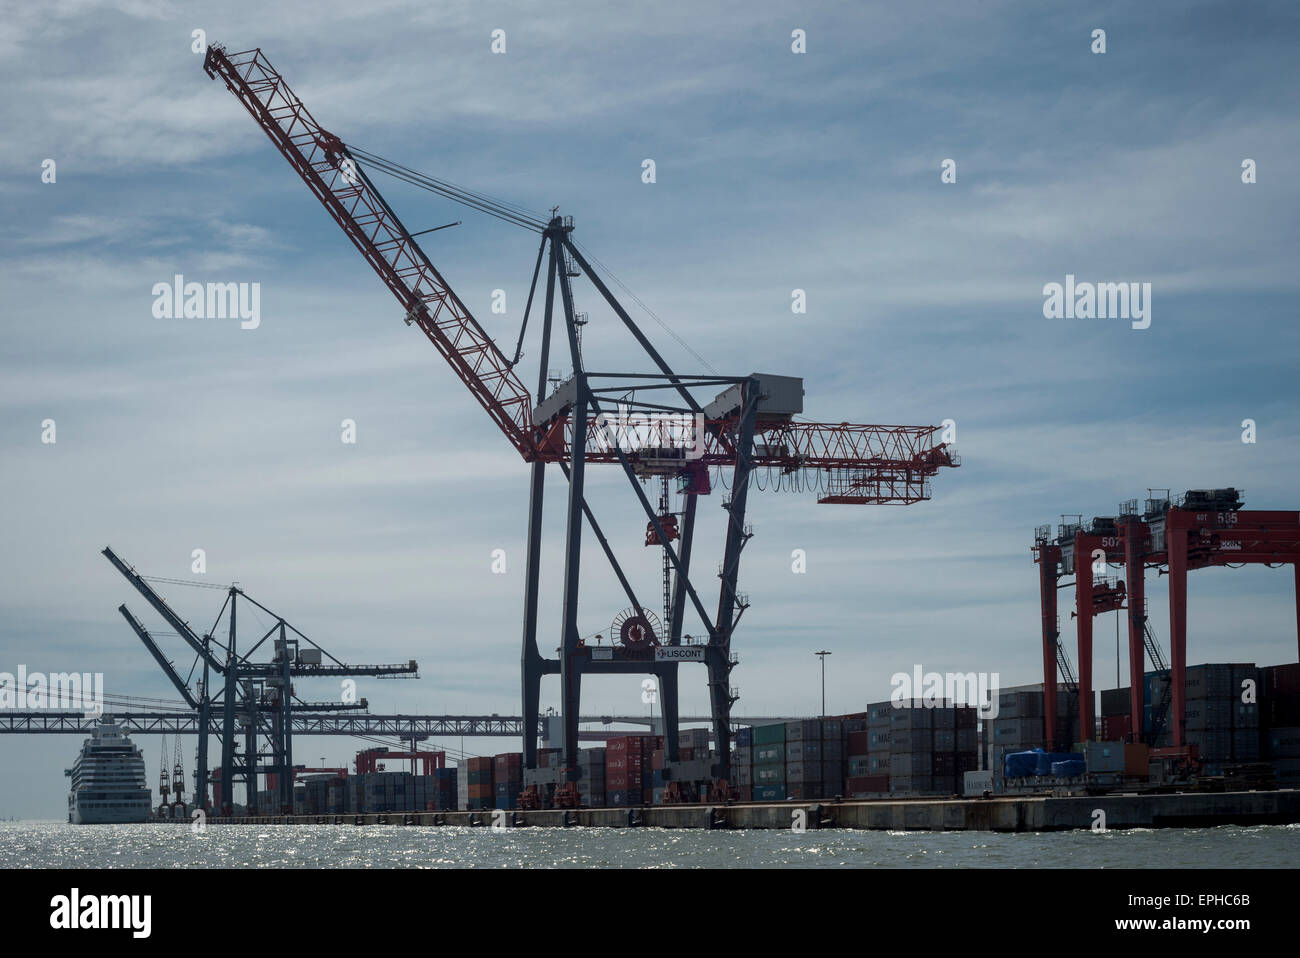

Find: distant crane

[103,546,417,815]
[157,734,170,815]
[203,44,959,798]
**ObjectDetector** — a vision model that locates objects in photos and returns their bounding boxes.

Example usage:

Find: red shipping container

[1268,663,1300,695]
[1100,714,1133,741]
[846,775,889,793]
[651,749,664,770]
[847,730,870,756]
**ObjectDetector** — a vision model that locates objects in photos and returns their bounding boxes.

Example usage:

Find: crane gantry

[203,44,959,798]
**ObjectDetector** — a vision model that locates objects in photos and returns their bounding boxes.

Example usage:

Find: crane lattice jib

[205,45,957,494]
[204,45,536,457]
[548,416,952,468]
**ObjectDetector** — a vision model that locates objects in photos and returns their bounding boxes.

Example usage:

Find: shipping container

[751,784,787,802]
[847,730,870,755]
[1100,687,1132,717]
[846,774,889,795]
[1267,727,1300,759]
[753,742,785,765]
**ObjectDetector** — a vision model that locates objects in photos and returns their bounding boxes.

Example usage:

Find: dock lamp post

[814,651,832,718]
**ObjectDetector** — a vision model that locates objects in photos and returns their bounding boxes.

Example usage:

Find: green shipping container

[753,742,785,764]
[752,723,786,745]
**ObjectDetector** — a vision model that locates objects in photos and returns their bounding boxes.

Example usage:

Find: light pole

[814,651,832,718]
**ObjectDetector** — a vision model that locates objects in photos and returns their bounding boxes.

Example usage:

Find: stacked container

[733,726,753,801]
[989,684,1079,773]
[465,756,494,810]
[1263,663,1300,786]
[1100,686,1133,741]
[1180,664,1258,774]
[494,752,523,809]
[576,747,606,807]
[844,719,887,796]
[783,718,845,799]
[750,722,786,801]
[889,702,934,794]
[605,735,657,805]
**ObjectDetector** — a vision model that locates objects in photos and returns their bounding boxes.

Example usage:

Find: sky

[1,0,1298,818]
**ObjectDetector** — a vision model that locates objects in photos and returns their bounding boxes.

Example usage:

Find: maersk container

[890,706,933,730]
[889,728,932,753]
[751,784,786,802]
[867,701,892,728]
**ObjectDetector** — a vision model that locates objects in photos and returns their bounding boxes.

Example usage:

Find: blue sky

[1,0,1298,817]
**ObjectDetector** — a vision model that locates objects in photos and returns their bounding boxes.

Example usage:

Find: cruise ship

[65,718,151,824]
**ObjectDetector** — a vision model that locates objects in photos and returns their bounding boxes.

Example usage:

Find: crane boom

[203,44,958,500]
[203,45,537,457]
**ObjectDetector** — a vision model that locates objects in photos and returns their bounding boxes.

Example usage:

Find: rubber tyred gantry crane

[203,45,959,793]
[1037,489,1300,753]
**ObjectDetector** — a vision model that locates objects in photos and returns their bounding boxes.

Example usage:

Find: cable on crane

[570,239,718,375]
[343,146,720,380]
[343,144,549,232]
[141,575,231,591]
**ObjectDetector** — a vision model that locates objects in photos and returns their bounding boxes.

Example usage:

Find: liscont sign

[654,647,707,662]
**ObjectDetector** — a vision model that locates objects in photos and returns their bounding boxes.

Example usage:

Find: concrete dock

[178,787,1300,831]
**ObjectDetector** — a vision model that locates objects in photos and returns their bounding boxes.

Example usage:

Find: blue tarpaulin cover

[1004,749,1086,778]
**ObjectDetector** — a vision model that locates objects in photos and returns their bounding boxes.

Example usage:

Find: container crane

[103,547,417,814]
[202,44,959,795]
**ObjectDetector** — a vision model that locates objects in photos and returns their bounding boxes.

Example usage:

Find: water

[3,820,1298,868]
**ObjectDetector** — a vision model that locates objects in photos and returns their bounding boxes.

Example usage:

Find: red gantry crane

[203,45,959,799]
[1036,489,1300,753]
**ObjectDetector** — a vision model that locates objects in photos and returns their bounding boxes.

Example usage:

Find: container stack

[429,768,457,810]
[989,684,1079,775]
[1180,663,1259,774]
[464,756,494,810]
[605,735,657,805]
[865,701,892,783]
[888,702,936,794]
[751,723,786,801]
[845,722,887,796]
[932,705,979,793]
[784,718,844,799]
[1099,686,1133,741]
[493,752,523,809]
[1263,663,1300,786]
[576,747,606,807]
[733,726,753,801]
